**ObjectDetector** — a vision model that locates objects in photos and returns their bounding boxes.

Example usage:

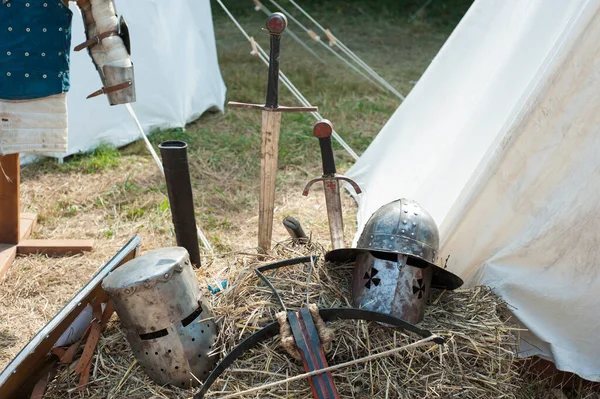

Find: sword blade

[322,179,345,250]
[258,110,283,252]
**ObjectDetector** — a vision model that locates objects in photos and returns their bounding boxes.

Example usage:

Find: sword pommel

[266,12,287,36]
[313,119,333,139]
[314,120,336,176]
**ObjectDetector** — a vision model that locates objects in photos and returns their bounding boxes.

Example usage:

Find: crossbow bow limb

[194,256,444,399]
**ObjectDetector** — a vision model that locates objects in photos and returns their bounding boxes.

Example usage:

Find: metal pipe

[159,141,201,268]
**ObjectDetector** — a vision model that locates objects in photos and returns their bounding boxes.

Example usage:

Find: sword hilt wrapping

[314,120,336,176]
[265,13,287,109]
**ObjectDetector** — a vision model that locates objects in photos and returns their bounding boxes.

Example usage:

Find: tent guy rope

[125,103,214,253]
[215,0,359,160]
[271,0,406,101]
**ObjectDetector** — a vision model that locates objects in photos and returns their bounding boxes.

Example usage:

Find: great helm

[326,199,463,323]
[102,247,218,388]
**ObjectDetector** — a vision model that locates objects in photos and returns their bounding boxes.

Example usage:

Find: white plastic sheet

[27,0,226,160]
[348,0,600,380]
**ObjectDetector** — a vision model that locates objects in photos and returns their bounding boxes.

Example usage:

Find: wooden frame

[0,154,93,279]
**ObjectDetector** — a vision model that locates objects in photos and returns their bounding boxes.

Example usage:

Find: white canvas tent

[347,0,600,381]
[28,0,226,160]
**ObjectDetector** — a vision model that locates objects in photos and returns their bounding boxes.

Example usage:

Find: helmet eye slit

[181,305,203,327]
[139,329,169,340]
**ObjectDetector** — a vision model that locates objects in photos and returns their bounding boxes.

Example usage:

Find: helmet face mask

[352,252,433,324]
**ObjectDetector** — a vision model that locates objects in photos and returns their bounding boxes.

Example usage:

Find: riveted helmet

[102,247,219,388]
[326,198,462,290]
[326,199,462,323]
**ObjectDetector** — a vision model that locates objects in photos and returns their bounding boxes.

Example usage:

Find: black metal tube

[159,141,201,268]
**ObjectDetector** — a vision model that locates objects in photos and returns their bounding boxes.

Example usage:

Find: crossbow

[194,256,444,399]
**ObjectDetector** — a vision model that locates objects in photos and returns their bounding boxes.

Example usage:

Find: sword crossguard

[303,175,362,196]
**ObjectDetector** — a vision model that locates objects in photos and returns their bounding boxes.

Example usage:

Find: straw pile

[44,240,522,398]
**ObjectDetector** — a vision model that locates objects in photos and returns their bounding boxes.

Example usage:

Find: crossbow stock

[194,256,444,399]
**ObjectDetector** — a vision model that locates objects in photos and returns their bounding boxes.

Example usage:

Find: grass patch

[27,143,121,175]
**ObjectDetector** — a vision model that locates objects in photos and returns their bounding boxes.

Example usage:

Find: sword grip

[265,13,287,109]
[314,120,336,176]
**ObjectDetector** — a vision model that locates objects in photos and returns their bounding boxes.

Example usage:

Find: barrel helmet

[103,247,219,388]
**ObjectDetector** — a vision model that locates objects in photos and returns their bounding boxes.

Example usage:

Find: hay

[43,240,522,399]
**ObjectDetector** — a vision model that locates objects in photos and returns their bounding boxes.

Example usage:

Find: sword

[228,13,317,253]
[303,120,362,250]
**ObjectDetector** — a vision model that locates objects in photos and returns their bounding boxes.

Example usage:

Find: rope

[253,1,323,63]
[266,0,387,93]
[214,0,359,160]
[276,304,335,361]
[124,103,214,252]
[280,0,406,101]
[215,334,441,399]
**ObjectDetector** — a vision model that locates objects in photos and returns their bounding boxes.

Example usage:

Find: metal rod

[159,141,202,268]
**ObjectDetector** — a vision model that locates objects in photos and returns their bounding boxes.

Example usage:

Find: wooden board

[17,239,94,256]
[0,235,141,399]
[19,213,37,240]
[0,244,17,280]
[0,154,20,244]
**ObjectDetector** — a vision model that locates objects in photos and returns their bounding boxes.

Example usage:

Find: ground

[0,0,596,398]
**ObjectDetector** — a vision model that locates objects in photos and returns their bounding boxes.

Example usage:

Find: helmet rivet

[369,243,372,246]
[411,233,415,236]
[404,209,408,213]
[389,245,393,249]
[164,273,169,278]
[402,220,407,224]
[412,222,417,226]
[401,229,405,233]
[414,212,419,215]
[420,252,423,256]
[144,283,150,288]
[370,235,373,238]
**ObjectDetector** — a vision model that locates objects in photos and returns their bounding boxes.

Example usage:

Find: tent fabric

[347,0,600,381]
[27,0,226,160]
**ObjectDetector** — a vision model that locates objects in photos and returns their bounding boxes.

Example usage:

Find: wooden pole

[0,154,20,244]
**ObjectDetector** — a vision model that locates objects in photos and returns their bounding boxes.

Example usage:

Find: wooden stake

[258,110,282,252]
[0,154,20,244]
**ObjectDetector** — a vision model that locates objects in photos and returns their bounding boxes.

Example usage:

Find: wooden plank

[19,213,37,240]
[0,236,141,399]
[17,240,94,256]
[0,154,20,244]
[0,244,17,280]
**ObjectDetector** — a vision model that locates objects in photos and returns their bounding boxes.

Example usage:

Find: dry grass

[2,1,598,398]
[42,241,522,399]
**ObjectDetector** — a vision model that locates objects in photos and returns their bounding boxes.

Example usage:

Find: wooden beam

[20,213,37,240]
[0,245,17,279]
[0,154,20,244]
[17,240,94,256]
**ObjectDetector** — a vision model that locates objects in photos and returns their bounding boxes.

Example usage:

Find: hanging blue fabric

[0,0,73,100]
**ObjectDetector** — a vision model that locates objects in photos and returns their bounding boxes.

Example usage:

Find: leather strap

[75,31,120,52]
[86,81,133,99]
[30,373,52,399]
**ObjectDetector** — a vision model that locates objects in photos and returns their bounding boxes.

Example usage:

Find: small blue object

[208,281,227,295]
[0,0,73,100]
